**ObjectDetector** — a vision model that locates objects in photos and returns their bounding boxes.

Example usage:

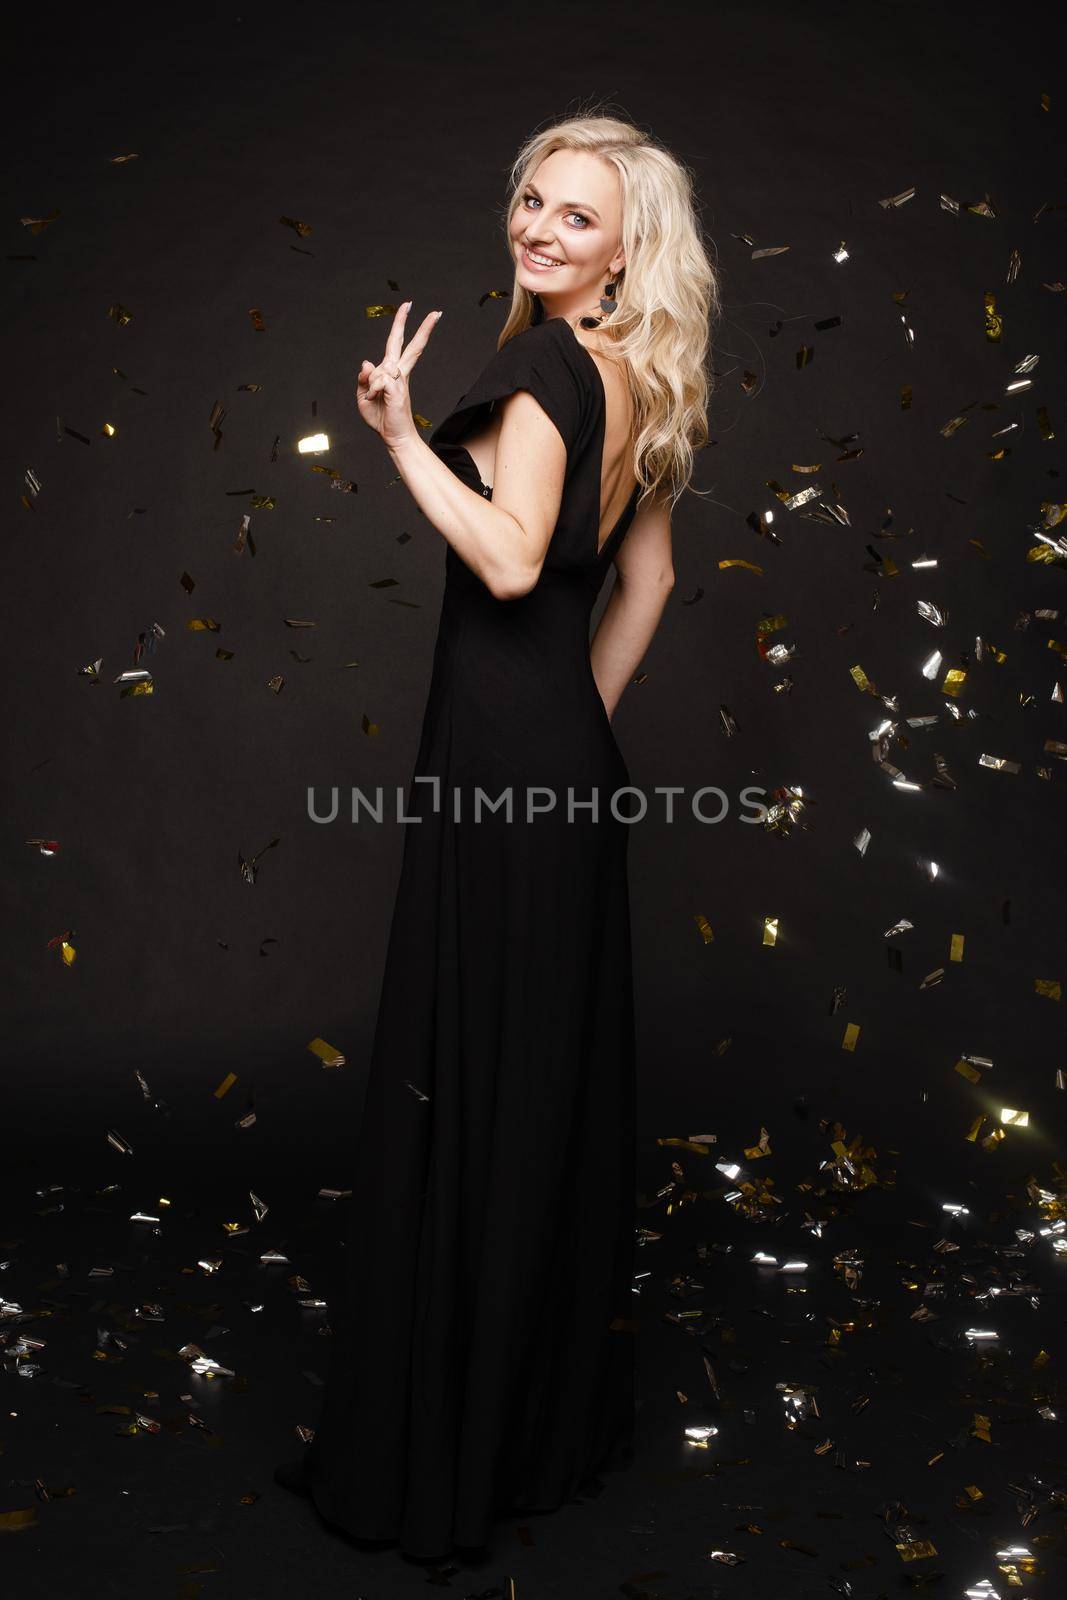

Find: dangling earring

[579,268,622,329]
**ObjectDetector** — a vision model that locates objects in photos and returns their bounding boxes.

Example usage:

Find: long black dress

[300,314,643,1557]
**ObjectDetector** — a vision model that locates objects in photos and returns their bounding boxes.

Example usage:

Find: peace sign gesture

[356,300,442,449]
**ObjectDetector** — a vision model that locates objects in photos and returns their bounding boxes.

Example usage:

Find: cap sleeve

[428,321,589,460]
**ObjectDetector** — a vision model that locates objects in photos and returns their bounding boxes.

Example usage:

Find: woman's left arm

[387,392,564,601]
[357,304,565,600]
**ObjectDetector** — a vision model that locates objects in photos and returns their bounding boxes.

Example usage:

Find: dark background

[3,0,1064,1195]
[3,5,1066,1597]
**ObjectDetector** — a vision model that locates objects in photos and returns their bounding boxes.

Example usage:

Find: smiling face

[508,148,625,323]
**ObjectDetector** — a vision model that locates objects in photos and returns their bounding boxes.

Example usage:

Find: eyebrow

[525,182,601,221]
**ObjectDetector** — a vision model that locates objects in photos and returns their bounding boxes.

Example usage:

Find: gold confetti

[249,308,266,331]
[21,208,61,234]
[896,1540,938,1561]
[983,290,1002,341]
[879,185,916,210]
[762,916,778,947]
[978,753,1021,774]
[187,618,222,632]
[279,215,313,236]
[744,1127,772,1160]
[657,1137,712,1156]
[841,1022,861,1052]
[213,1072,237,1099]
[238,837,280,885]
[307,1037,346,1068]
[719,558,764,575]
[0,1506,40,1531]
[694,913,714,944]
[107,303,132,325]
[941,408,974,442]
[1034,978,1061,1001]
[949,933,965,962]
[47,929,77,966]
[755,613,789,636]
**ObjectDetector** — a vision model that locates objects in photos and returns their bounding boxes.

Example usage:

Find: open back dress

[300,313,643,1558]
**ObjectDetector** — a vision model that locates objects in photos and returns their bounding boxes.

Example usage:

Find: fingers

[364,367,400,402]
[357,358,391,404]
[401,310,443,371]
[383,302,443,373]
[382,299,412,366]
[366,372,403,402]
[358,308,442,402]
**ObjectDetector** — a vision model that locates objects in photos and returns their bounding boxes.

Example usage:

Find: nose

[522,235,561,256]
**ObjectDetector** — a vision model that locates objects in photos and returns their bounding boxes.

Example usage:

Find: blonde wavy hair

[498,108,721,510]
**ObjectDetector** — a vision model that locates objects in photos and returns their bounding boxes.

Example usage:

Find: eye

[522,193,590,228]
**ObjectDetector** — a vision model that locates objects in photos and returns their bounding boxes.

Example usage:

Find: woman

[275,110,718,1564]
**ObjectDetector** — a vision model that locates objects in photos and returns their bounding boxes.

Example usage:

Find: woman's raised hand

[356,300,442,448]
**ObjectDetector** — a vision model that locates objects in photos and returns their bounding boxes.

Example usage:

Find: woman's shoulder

[494,317,604,395]
[497,317,574,359]
[430,318,593,452]
[533,316,630,389]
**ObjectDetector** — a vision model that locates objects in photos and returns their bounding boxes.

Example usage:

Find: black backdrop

[3,0,1064,1195]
